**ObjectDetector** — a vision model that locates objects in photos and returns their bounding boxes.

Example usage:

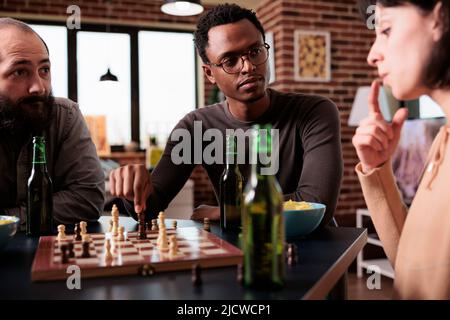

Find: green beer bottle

[219,134,243,231]
[27,136,53,236]
[242,124,285,289]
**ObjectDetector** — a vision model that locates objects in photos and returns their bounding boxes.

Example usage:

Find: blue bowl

[0,216,20,250]
[284,203,326,238]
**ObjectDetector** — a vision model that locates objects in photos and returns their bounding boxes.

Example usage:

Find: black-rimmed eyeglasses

[208,43,270,74]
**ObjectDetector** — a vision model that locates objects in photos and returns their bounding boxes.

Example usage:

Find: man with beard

[109,4,343,227]
[0,18,105,226]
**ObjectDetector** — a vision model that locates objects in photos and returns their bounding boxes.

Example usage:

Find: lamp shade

[348,86,400,126]
[161,0,204,16]
[100,68,118,82]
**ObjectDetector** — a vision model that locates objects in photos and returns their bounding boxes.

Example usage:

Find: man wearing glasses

[110,4,342,227]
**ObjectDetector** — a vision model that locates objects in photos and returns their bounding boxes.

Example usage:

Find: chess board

[31,226,243,282]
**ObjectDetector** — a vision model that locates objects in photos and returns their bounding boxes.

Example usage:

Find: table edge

[302,228,368,300]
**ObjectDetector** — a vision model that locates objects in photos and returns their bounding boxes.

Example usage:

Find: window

[28,22,198,147]
[139,31,196,147]
[77,31,131,145]
[29,25,68,98]
[419,95,445,119]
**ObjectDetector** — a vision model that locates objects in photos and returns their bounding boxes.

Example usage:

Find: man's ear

[202,64,216,85]
[431,2,444,42]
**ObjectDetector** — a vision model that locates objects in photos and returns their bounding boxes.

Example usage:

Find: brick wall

[1,0,375,220]
[0,0,219,207]
[256,0,376,222]
[1,0,199,24]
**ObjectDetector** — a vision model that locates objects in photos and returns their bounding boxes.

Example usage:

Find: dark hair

[194,3,265,63]
[358,0,450,88]
[0,17,49,55]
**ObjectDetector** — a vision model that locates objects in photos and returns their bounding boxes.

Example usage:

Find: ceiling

[203,0,262,10]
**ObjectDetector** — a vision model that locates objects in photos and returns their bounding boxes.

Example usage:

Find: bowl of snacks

[0,216,20,249]
[283,200,326,238]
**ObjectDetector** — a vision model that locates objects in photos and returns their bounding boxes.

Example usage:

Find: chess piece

[172,220,177,230]
[112,220,119,237]
[139,264,155,277]
[111,204,119,217]
[60,244,69,264]
[192,264,202,286]
[287,243,297,266]
[57,224,66,240]
[111,204,120,236]
[138,213,147,240]
[169,235,178,258]
[108,219,114,233]
[151,219,158,231]
[236,264,244,285]
[81,235,91,258]
[74,223,82,241]
[80,221,87,236]
[203,218,210,232]
[104,239,113,262]
[157,225,168,251]
[82,234,91,243]
[67,241,75,258]
[158,211,166,228]
[117,226,125,241]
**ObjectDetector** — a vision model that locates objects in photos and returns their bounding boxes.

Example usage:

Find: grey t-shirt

[133,88,342,226]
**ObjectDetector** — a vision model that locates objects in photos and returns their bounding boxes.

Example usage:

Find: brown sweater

[128,89,343,226]
[0,98,105,225]
[357,125,450,299]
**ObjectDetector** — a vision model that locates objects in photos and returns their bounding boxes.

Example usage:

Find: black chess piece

[81,241,90,258]
[68,241,75,258]
[138,214,147,240]
[60,244,69,264]
[287,243,297,266]
[203,218,210,232]
[192,264,202,286]
[236,264,244,285]
[74,223,82,241]
[139,264,155,277]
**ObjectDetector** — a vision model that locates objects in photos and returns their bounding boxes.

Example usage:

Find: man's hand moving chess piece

[109,164,153,214]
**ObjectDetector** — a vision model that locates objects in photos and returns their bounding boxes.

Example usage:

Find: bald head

[0,18,49,57]
[0,17,52,106]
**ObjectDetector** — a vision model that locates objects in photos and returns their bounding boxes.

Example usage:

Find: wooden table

[0,217,366,300]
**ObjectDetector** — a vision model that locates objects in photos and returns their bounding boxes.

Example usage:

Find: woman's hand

[352,80,409,173]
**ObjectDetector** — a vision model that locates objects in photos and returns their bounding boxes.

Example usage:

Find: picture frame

[294,30,331,82]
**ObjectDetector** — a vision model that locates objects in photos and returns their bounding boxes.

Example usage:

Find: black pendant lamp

[100,68,118,82]
[100,0,119,82]
[161,0,204,16]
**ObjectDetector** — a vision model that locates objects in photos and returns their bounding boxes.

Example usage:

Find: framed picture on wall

[266,31,276,84]
[294,30,331,82]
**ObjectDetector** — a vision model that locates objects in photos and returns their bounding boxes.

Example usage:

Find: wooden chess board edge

[31,255,243,282]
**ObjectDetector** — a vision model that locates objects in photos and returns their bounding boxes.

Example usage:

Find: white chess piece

[112,221,119,237]
[157,225,168,251]
[104,239,113,261]
[117,226,125,241]
[158,211,165,228]
[169,235,178,258]
[80,221,87,236]
[111,204,119,217]
[57,225,66,240]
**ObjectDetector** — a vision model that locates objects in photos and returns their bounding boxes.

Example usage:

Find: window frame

[23,20,199,145]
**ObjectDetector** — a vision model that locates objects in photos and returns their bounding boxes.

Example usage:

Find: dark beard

[0,93,54,136]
